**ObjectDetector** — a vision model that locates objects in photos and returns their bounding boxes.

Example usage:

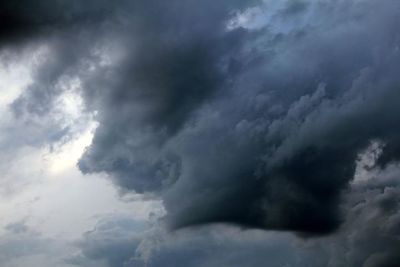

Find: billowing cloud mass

[2,0,400,266]
[66,164,400,267]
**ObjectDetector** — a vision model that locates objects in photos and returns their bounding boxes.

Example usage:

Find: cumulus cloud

[2,0,400,265]
[72,0,400,235]
[68,161,400,267]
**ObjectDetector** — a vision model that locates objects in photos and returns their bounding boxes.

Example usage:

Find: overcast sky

[0,0,400,266]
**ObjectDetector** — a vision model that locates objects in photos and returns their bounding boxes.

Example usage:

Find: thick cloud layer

[67,158,400,267]
[77,0,257,193]
[7,0,400,239]
[0,1,112,44]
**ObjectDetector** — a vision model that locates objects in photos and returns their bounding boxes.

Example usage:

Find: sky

[0,0,400,266]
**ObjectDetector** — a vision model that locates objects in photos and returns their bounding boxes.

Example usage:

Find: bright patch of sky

[0,46,162,241]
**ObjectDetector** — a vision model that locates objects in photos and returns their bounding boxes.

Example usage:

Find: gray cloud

[3,0,400,261]
[66,215,149,267]
[77,0,257,193]
[68,162,400,267]
[0,221,74,267]
[159,0,400,234]
[0,0,113,45]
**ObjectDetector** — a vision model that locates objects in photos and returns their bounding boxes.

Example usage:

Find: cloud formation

[0,221,74,267]
[66,215,149,267]
[2,0,400,266]
[73,0,400,235]
[67,160,400,267]
[4,0,400,254]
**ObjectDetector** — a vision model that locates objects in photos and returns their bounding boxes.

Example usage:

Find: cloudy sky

[0,0,400,266]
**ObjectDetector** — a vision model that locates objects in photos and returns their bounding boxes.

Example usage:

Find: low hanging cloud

[6,0,400,242]
[67,161,400,267]
[76,0,400,235]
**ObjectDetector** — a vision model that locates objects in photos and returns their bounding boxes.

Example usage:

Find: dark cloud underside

[4,0,400,245]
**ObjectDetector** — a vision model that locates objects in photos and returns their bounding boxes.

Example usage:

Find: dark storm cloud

[70,163,400,267]
[0,0,112,44]
[67,215,310,267]
[143,228,305,267]
[134,0,400,235]
[6,0,400,239]
[77,0,258,193]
